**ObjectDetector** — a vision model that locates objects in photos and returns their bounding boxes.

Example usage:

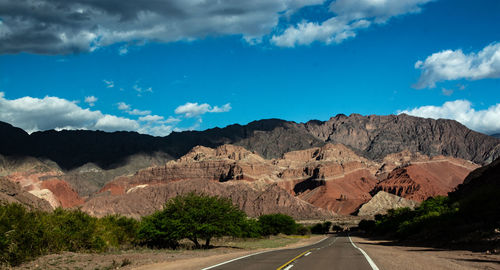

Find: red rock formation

[40,179,84,208]
[0,155,84,208]
[83,179,333,219]
[373,158,479,201]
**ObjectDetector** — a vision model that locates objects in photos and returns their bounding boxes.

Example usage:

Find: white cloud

[117,102,130,111]
[272,0,432,47]
[414,42,500,88]
[163,116,181,124]
[441,88,453,96]
[128,109,152,116]
[0,92,178,136]
[174,102,231,118]
[118,46,129,55]
[210,103,232,113]
[133,84,153,94]
[84,96,98,107]
[103,80,115,88]
[94,114,139,132]
[0,0,322,54]
[0,92,138,133]
[271,18,369,47]
[399,100,500,135]
[117,102,151,115]
[138,124,173,137]
[139,115,164,122]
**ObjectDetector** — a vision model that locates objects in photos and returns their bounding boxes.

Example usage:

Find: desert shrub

[238,218,262,238]
[310,221,331,234]
[332,225,343,232]
[42,208,106,252]
[357,220,375,232]
[296,224,310,235]
[97,215,139,247]
[0,203,46,266]
[0,203,142,267]
[258,214,297,236]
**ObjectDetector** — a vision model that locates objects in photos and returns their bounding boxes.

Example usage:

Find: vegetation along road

[202,233,378,270]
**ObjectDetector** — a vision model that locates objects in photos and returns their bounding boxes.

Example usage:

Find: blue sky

[0,0,499,136]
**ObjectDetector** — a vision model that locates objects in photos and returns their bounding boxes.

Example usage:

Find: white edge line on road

[303,252,311,256]
[348,235,380,270]
[283,265,294,270]
[201,236,329,270]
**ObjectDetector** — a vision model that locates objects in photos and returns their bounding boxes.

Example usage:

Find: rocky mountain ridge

[1,114,498,171]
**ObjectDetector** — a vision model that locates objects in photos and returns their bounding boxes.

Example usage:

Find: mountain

[1,114,499,171]
[0,114,497,218]
[492,133,500,139]
[301,114,500,164]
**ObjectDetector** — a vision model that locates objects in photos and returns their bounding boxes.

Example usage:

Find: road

[203,233,378,270]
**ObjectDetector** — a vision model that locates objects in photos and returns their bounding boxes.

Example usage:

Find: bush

[310,221,331,234]
[238,218,262,238]
[296,224,310,235]
[258,214,297,236]
[357,220,375,232]
[0,203,141,267]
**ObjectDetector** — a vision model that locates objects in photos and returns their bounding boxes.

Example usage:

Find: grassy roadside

[13,235,316,270]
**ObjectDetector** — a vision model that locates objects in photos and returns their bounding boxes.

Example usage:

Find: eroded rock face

[357,191,418,217]
[0,177,53,211]
[96,143,478,217]
[372,158,479,201]
[98,144,378,216]
[0,155,83,208]
[83,179,333,219]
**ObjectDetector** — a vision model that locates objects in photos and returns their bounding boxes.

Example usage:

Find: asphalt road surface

[203,233,378,270]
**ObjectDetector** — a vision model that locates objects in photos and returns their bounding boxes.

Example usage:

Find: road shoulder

[351,235,500,270]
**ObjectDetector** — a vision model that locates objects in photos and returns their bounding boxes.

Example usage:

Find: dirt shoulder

[12,235,326,270]
[351,235,500,270]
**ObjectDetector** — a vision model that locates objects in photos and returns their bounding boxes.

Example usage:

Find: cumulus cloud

[399,100,500,135]
[0,92,139,133]
[414,42,500,88]
[0,92,178,136]
[272,0,433,47]
[84,96,98,107]
[0,0,322,54]
[175,102,231,118]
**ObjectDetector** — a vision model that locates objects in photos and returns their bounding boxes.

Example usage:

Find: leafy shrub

[238,218,262,238]
[0,203,141,267]
[296,224,310,235]
[357,220,375,232]
[258,214,297,236]
[310,221,331,234]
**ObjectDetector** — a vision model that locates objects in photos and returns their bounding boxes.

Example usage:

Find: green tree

[139,193,247,249]
[258,214,297,236]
